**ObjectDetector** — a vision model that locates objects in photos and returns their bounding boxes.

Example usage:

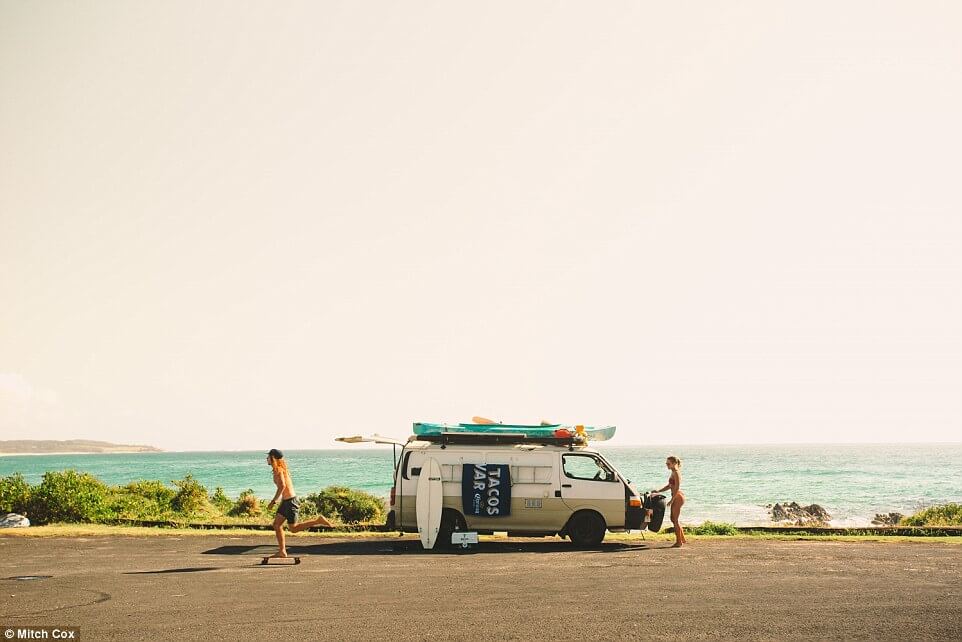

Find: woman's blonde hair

[666,455,682,468]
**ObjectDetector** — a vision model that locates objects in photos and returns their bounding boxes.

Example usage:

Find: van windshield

[563,454,615,482]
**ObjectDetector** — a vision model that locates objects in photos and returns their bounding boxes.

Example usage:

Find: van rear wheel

[437,509,467,549]
[567,511,606,547]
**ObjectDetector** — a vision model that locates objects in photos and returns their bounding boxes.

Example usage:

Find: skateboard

[261,556,301,565]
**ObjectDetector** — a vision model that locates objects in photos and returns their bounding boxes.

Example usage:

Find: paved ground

[0,534,960,640]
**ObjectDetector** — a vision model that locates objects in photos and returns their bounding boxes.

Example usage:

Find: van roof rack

[417,431,583,449]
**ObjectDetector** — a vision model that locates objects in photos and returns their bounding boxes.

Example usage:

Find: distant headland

[0,439,162,455]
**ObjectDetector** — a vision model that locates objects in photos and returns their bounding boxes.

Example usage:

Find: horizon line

[13,440,957,455]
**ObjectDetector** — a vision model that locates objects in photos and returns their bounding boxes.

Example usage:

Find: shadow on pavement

[202,540,653,557]
[124,567,222,574]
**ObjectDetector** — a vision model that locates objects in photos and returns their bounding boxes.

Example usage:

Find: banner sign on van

[462,464,511,517]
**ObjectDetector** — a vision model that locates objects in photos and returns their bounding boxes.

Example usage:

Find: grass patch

[1,524,959,545]
[604,531,962,544]
[685,521,739,536]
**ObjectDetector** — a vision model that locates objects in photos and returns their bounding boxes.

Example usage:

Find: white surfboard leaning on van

[415,457,443,549]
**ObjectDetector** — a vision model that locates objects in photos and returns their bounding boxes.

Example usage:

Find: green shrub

[229,489,262,517]
[0,473,32,514]
[901,503,962,527]
[171,474,213,516]
[105,490,150,521]
[104,480,178,521]
[303,486,385,524]
[210,487,233,514]
[124,480,176,506]
[27,470,109,524]
[685,521,738,536]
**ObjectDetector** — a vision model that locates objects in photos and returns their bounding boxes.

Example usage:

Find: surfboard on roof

[412,421,616,442]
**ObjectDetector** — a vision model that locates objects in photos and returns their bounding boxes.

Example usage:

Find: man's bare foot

[271,552,289,558]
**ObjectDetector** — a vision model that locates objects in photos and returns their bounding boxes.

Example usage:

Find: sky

[1,2,960,450]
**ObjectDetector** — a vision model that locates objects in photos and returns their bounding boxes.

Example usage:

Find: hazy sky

[2,2,960,450]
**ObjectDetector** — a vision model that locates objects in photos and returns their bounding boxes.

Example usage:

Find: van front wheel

[567,511,606,547]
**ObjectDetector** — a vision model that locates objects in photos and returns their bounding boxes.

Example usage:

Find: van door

[559,452,626,529]
[397,449,428,530]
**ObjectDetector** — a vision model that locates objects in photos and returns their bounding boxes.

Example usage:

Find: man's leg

[290,514,334,533]
[273,513,288,557]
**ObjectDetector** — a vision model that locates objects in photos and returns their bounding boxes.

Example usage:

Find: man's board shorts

[277,496,300,524]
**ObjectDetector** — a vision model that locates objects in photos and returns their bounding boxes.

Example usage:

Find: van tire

[436,509,467,549]
[567,511,606,547]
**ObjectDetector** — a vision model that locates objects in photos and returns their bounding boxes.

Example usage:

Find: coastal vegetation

[901,503,962,527]
[682,521,739,536]
[302,486,388,523]
[0,470,386,526]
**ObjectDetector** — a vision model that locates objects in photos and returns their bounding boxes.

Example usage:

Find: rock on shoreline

[871,512,904,526]
[768,502,831,526]
[0,513,30,528]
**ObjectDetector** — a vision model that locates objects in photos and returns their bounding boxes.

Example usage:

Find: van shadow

[202,539,653,557]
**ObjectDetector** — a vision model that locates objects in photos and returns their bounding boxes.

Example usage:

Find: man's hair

[268,449,288,475]
[270,455,289,476]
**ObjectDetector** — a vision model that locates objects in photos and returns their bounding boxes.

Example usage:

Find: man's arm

[267,472,285,508]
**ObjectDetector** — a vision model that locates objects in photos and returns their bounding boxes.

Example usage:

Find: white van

[381,432,666,547]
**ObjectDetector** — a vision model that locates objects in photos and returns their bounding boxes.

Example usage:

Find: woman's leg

[273,513,288,557]
[670,495,685,547]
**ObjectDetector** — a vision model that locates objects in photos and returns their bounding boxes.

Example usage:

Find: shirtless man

[652,455,687,548]
[266,448,334,558]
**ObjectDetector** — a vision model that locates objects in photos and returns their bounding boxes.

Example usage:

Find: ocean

[2,443,960,526]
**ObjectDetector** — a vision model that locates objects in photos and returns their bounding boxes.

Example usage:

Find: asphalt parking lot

[1,535,960,640]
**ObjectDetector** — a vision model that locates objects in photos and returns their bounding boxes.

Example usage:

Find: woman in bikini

[266,448,334,558]
[652,455,687,548]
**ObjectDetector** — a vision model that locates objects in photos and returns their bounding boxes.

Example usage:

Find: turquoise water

[2,444,960,526]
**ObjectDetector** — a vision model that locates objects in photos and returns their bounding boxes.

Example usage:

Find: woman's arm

[652,471,680,494]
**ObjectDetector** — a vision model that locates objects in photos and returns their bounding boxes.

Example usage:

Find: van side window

[403,452,427,479]
[563,454,615,482]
